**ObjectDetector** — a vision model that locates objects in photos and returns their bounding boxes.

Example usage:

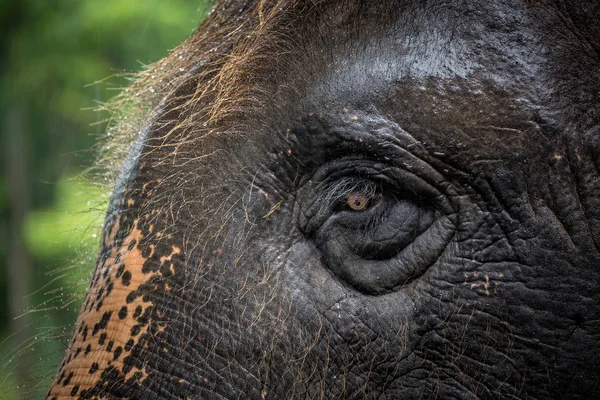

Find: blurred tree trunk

[5,99,34,397]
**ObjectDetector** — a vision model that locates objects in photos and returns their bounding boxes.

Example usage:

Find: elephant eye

[344,192,378,211]
[303,171,455,295]
[326,177,379,213]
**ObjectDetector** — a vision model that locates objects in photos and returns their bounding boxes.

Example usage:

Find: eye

[303,172,455,295]
[326,177,379,213]
[345,192,375,211]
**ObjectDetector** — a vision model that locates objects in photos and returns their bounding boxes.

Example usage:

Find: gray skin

[47,0,600,399]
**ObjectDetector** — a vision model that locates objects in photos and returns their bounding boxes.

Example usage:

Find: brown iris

[346,192,370,211]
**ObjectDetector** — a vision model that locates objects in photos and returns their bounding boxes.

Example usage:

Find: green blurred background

[0,1,210,398]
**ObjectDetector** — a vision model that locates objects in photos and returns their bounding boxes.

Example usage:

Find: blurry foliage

[0,0,211,397]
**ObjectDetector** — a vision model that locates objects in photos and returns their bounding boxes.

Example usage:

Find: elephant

[47,0,600,398]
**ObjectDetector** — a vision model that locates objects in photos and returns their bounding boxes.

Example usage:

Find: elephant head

[47,0,600,398]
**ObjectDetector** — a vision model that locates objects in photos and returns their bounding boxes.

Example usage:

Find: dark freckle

[63,371,73,386]
[85,343,92,355]
[103,267,109,279]
[107,340,114,351]
[116,263,125,278]
[122,270,132,286]
[137,314,149,325]
[128,239,137,251]
[114,346,123,360]
[106,282,114,296]
[131,325,141,336]
[125,339,134,351]
[82,325,88,341]
[95,300,103,311]
[57,371,65,384]
[71,385,80,396]
[126,291,138,304]
[93,311,112,335]
[95,286,105,301]
[99,332,107,345]
[122,356,134,374]
[115,253,121,264]
[118,306,128,319]
[133,305,142,318]
[101,251,109,265]
[75,347,81,358]
[89,362,99,374]
[141,262,151,274]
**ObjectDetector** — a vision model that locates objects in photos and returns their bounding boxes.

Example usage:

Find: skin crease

[47,0,600,399]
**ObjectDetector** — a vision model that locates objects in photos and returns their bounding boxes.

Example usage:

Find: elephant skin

[47,0,600,398]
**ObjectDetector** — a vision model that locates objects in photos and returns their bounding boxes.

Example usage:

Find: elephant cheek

[46,219,170,398]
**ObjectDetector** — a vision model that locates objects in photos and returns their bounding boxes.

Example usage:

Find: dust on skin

[46,218,174,399]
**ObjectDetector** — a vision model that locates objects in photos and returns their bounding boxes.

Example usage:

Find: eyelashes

[322,177,380,212]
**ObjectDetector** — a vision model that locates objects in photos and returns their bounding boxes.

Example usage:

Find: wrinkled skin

[47,0,600,399]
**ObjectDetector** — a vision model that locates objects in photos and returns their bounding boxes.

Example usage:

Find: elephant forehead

[46,220,178,398]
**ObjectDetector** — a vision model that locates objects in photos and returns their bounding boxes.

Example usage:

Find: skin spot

[118,306,128,319]
[89,363,99,374]
[131,325,141,336]
[122,270,132,285]
[127,239,137,251]
[133,305,143,318]
[114,346,123,360]
[63,372,73,386]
